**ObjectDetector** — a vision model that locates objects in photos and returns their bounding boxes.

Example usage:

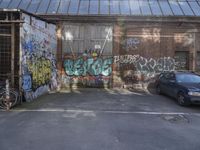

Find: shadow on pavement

[14,88,200,114]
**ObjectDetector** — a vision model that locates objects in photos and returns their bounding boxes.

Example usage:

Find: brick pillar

[112,23,124,88]
[56,22,63,89]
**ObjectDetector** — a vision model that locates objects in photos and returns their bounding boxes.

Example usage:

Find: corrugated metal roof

[0,0,200,17]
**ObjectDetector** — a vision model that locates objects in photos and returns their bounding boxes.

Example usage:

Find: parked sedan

[156,71,200,106]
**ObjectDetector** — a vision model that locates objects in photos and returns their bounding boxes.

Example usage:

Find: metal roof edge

[0,8,55,25]
[38,14,200,24]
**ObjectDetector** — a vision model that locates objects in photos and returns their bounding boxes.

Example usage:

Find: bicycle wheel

[0,90,18,110]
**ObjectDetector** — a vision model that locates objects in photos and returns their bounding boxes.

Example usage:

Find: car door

[159,73,170,95]
[164,73,177,97]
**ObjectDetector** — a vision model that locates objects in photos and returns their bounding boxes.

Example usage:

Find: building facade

[0,10,57,101]
[0,0,200,94]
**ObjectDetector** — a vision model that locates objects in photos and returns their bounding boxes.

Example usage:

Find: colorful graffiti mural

[64,57,113,76]
[26,58,52,89]
[62,54,177,87]
[21,13,57,101]
[63,56,113,87]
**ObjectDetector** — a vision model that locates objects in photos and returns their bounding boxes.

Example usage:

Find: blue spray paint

[64,57,113,76]
[22,74,32,92]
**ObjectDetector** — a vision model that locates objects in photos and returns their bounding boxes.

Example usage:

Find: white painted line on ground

[1,109,200,116]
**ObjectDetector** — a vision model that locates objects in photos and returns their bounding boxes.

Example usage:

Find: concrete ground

[1,88,200,150]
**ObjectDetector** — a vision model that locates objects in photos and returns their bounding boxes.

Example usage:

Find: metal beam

[38,15,200,24]
[11,23,15,87]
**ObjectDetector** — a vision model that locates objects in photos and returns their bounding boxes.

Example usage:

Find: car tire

[177,92,190,106]
[156,85,162,95]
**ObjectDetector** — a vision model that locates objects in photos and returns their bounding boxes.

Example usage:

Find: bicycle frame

[0,79,19,110]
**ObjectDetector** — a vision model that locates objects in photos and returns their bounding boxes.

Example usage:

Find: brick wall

[113,22,200,88]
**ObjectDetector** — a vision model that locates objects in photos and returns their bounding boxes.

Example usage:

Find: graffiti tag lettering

[27,58,52,89]
[122,38,140,51]
[21,14,57,101]
[114,55,175,78]
[64,57,113,76]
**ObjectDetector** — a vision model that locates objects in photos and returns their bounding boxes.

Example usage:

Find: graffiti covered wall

[111,24,195,88]
[59,23,196,89]
[21,13,57,101]
[63,55,113,88]
[113,55,176,85]
[61,24,113,88]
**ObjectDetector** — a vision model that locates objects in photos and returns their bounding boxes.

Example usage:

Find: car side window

[159,73,165,82]
[164,73,170,80]
[168,73,176,81]
[162,73,175,82]
[159,73,169,82]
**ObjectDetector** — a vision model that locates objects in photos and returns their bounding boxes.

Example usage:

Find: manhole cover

[162,114,189,123]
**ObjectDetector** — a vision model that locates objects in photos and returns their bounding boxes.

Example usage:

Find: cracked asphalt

[1,88,200,150]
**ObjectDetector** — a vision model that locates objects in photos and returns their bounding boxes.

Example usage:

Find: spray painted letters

[114,55,175,78]
[21,13,57,101]
[26,58,52,89]
[122,38,140,51]
[64,57,113,76]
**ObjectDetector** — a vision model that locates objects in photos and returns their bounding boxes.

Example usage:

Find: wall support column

[193,33,196,71]
[11,23,15,87]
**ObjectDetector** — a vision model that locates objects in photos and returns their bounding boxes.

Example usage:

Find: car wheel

[177,92,190,106]
[156,85,162,95]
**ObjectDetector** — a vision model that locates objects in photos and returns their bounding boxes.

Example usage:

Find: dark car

[156,71,200,106]
[0,80,5,90]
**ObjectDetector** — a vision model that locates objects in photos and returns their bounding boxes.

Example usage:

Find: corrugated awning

[0,0,200,17]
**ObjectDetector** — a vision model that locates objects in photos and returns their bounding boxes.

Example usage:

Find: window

[175,51,189,71]
[176,74,200,83]
[196,52,200,72]
[168,73,175,80]
[62,24,113,56]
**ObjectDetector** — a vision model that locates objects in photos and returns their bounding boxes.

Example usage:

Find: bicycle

[0,79,19,110]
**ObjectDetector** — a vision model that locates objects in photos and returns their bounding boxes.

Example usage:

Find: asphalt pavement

[0,88,200,150]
